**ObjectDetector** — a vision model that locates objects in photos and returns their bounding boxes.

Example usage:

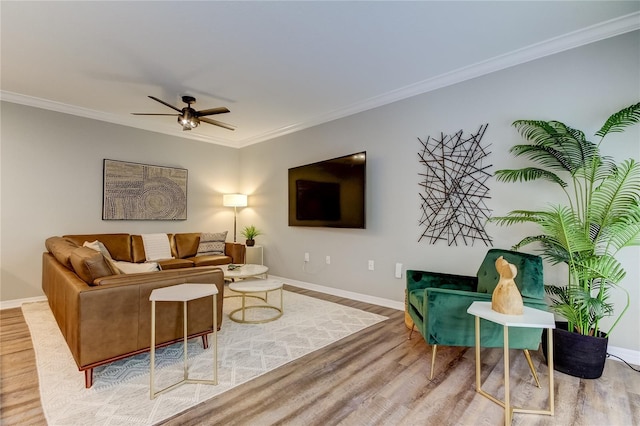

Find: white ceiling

[2,1,639,148]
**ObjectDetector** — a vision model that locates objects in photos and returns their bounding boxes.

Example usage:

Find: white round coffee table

[228,278,283,324]
[220,263,268,280]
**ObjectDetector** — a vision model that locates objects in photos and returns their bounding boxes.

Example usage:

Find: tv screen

[288,152,366,228]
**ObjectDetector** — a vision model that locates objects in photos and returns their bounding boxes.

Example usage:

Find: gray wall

[239,31,640,351]
[1,104,240,301]
[1,31,638,351]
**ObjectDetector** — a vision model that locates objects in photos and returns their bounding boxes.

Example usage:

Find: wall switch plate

[326,256,331,265]
[305,252,310,262]
[368,260,375,271]
[395,263,403,279]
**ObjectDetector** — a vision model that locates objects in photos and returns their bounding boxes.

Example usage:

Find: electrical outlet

[395,263,403,279]
[326,255,331,265]
[304,252,310,262]
[368,260,374,271]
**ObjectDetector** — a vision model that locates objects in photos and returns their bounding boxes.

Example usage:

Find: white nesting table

[220,263,269,280]
[149,283,218,399]
[467,301,555,425]
[228,278,283,324]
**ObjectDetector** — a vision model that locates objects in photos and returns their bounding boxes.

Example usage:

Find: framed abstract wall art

[102,159,187,220]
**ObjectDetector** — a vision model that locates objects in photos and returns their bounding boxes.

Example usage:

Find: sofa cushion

[157,258,195,270]
[69,246,120,284]
[191,255,232,267]
[174,233,201,258]
[64,234,133,262]
[45,236,79,270]
[196,232,228,256]
[112,261,160,274]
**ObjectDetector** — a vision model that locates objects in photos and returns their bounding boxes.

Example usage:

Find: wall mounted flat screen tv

[288,152,366,228]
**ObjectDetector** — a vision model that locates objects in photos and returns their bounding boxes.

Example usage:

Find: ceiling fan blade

[196,107,230,117]
[200,117,236,131]
[148,96,182,113]
[131,113,180,116]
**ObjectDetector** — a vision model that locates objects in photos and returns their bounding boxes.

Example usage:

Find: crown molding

[0,91,238,148]
[239,11,640,147]
[3,11,638,149]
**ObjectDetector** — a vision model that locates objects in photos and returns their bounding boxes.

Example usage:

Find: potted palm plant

[241,225,262,247]
[490,102,640,378]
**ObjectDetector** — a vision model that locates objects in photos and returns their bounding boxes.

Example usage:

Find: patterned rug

[23,289,387,425]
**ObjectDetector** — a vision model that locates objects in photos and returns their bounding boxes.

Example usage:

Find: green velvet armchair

[406,248,548,380]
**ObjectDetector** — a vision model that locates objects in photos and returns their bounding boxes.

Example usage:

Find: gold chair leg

[408,323,415,340]
[430,345,438,380]
[523,349,541,388]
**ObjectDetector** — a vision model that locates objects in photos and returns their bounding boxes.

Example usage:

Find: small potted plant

[241,225,262,247]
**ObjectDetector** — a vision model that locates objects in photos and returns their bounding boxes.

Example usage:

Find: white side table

[467,301,555,425]
[228,278,283,324]
[246,245,264,265]
[149,283,219,399]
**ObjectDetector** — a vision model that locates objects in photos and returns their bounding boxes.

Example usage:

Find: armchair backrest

[476,249,544,300]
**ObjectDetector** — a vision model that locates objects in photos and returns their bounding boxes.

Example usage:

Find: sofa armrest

[225,242,246,264]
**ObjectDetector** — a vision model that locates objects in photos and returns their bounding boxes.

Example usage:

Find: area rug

[23,290,387,425]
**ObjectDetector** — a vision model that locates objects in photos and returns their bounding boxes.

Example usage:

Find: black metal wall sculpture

[418,124,493,246]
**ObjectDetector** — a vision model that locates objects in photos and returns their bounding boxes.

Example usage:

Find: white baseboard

[0,295,47,310]
[273,275,640,368]
[270,275,405,311]
[607,346,640,367]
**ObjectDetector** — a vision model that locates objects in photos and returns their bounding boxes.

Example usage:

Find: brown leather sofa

[42,233,245,388]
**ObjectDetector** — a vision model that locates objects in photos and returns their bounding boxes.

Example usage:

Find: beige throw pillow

[196,231,228,256]
[83,240,159,274]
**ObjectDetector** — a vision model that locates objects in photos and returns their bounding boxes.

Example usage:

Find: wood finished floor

[1,285,639,425]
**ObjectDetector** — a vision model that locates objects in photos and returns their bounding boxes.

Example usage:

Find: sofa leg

[202,334,209,349]
[430,345,438,380]
[84,368,93,388]
[408,323,415,340]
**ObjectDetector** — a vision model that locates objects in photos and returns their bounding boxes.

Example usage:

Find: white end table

[220,263,269,280]
[246,245,264,265]
[467,301,555,425]
[149,283,218,399]
[228,278,283,324]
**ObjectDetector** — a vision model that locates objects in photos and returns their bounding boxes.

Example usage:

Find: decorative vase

[246,239,255,247]
[542,322,608,379]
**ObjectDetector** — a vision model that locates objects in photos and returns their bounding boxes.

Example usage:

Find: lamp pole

[233,206,238,242]
[223,194,247,243]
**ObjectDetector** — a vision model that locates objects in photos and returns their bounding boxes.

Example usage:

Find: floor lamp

[223,194,247,242]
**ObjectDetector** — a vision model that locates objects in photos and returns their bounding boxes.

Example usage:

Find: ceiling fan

[132,95,235,131]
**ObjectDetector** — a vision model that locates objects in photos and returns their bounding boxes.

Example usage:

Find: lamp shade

[223,194,248,207]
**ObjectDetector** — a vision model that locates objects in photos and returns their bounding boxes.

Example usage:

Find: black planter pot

[542,322,608,379]
[245,239,255,247]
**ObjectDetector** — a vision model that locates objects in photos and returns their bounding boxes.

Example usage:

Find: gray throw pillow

[196,231,228,256]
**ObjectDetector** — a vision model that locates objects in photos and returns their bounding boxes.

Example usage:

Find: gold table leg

[473,316,555,424]
[150,293,218,399]
[503,324,511,425]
